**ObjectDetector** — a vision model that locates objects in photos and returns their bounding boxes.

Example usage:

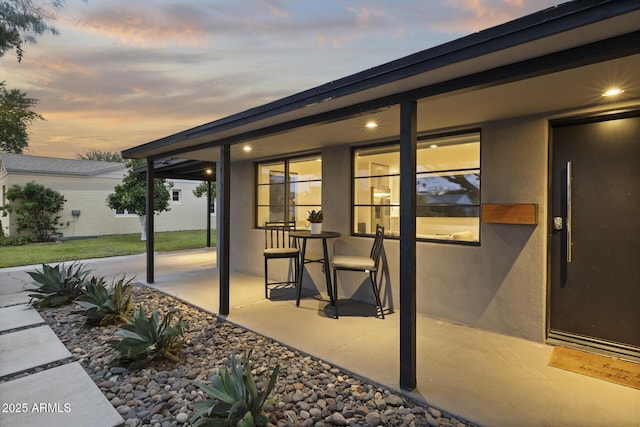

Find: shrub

[108,306,188,369]
[1,181,65,242]
[76,274,134,325]
[192,351,280,427]
[27,262,91,307]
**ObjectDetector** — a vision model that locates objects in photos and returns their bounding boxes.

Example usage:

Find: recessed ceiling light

[365,121,378,129]
[430,144,438,148]
[205,168,213,175]
[242,145,252,152]
[603,88,624,97]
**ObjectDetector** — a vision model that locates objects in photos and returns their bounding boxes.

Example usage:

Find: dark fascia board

[133,159,216,181]
[122,0,640,159]
[151,29,640,160]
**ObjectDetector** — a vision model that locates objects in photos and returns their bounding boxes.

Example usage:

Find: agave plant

[76,274,135,325]
[108,306,188,369]
[27,262,91,307]
[191,351,280,427]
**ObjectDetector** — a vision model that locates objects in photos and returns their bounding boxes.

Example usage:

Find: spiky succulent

[108,306,188,369]
[191,350,280,427]
[27,262,91,307]
[76,274,135,325]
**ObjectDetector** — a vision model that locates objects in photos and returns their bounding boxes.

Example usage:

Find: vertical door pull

[566,161,573,263]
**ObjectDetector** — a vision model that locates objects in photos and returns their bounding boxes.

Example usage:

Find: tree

[0,0,63,62]
[192,181,216,213]
[76,149,124,162]
[1,181,65,242]
[106,161,173,241]
[0,80,43,153]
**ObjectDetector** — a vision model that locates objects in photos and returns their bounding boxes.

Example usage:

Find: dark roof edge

[123,0,639,159]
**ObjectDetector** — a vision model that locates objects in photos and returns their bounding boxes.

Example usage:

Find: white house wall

[2,174,212,238]
[229,113,549,343]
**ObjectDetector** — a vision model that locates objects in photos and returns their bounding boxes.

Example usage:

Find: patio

[35,248,636,427]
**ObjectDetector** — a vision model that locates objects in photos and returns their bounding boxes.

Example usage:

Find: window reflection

[353,132,480,242]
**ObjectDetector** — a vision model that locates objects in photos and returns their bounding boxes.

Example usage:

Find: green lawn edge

[0,230,216,268]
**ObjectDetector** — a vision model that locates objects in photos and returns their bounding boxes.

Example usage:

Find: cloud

[68,3,211,48]
[258,0,289,18]
[4,0,561,159]
[434,0,559,33]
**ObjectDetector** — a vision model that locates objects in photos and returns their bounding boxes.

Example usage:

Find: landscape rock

[34,285,474,427]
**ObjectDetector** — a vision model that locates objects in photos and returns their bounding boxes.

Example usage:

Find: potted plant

[307,209,323,234]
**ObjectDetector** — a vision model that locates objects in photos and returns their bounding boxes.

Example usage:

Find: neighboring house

[0,152,213,238]
[123,1,640,389]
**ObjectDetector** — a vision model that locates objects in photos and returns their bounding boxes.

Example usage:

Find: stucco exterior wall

[1,173,212,238]
[228,115,549,342]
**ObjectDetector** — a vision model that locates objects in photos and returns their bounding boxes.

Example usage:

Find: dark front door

[549,112,640,355]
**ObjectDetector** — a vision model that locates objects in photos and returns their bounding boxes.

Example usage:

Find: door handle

[566,161,573,263]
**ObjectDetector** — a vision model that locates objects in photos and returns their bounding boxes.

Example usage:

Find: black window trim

[255,152,322,229]
[350,128,482,246]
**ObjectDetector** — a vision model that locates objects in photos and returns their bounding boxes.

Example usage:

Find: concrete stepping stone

[0,292,30,308]
[0,362,123,427]
[0,325,71,377]
[0,304,44,332]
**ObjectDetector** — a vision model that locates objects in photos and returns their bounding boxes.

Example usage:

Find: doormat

[548,346,640,390]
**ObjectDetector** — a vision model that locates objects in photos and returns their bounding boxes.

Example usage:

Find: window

[171,189,182,203]
[256,154,322,229]
[115,208,136,216]
[353,131,480,243]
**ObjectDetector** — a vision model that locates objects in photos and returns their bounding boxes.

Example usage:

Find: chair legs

[370,272,385,319]
[333,268,339,319]
[264,257,269,298]
[332,270,384,319]
[295,258,302,306]
[265,257,300,300]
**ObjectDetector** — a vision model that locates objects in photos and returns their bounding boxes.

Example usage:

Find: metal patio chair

[264,221,299,299]
[332,225,385,319]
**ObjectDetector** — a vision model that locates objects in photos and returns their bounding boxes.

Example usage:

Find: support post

[207,180,212,248]
[399,99,417,390]
[218,145,230,315]
[146,158,155,284]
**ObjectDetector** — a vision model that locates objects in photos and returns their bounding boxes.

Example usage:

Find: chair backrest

[370,225,385,270]
[264,221,296,249]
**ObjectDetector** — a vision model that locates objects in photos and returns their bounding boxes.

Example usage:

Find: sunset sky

[3,0,561,159]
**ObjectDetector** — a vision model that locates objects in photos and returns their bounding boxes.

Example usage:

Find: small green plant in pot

[307,209,323,234]
[76,273,135,325]
[108,306,188,369]
[191,350,280,427]
[27,262,91,307]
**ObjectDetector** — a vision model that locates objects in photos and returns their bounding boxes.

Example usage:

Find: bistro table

[289,230,341,307]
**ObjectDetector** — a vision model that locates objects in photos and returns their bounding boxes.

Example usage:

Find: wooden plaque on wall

[481,203,537,225]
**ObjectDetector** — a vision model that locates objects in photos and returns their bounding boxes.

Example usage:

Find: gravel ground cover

[28,285,474,427]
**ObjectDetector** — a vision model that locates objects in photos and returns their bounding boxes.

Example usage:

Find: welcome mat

[548,346,640,390]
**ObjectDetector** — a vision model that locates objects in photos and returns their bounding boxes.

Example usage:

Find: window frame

[115,208,137,217]
[351,129,481,245]
[255,153,322,229]
[171,189,182,204]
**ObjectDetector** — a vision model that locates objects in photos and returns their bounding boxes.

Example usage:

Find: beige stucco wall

[228,114,549,343]
[1,173,212,238]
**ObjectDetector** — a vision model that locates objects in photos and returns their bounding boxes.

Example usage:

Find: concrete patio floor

[1,248,638,426]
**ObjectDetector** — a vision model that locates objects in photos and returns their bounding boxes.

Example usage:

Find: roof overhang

[122,0,640,162]
[133,158,216,181]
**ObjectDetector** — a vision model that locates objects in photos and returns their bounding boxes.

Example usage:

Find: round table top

[289,230,341,239]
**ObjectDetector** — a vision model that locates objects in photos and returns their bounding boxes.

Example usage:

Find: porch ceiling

[134,158,216,181]
[174,52,640,164]
[122,3,640,164]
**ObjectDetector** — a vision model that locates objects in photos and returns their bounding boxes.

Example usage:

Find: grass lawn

[0,230,216,268]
